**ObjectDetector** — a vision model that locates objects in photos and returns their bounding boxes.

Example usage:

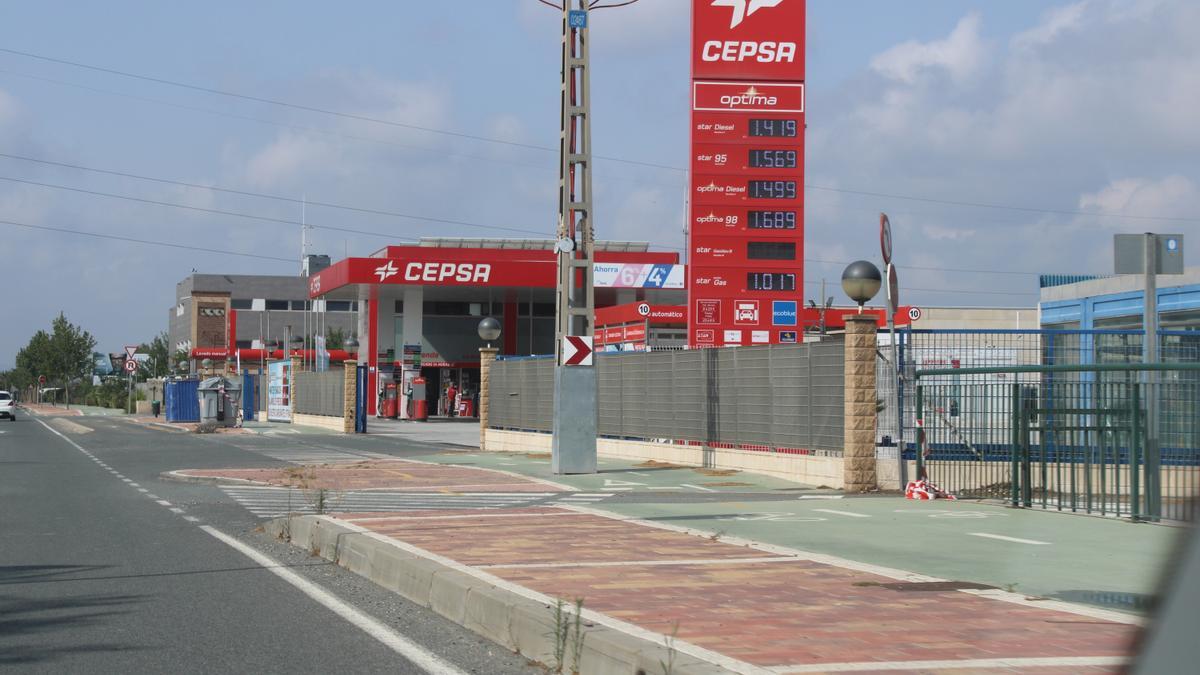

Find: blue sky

[1,0,1197,366]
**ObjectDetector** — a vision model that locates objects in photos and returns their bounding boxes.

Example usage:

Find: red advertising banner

[692,0,806,81]
[623,323,647,343]
[688,0,805,347]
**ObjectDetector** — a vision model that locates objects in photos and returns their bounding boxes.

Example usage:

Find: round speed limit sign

[908,307,923,322]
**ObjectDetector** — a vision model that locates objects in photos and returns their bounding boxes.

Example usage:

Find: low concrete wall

[292,413,346,433]
[266,515,732,675]
[484,428,910,490]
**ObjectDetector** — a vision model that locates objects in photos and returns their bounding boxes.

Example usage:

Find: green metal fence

[914,363,1200,522]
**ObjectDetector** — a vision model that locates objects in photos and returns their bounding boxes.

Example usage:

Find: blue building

[1040,268,1200,332]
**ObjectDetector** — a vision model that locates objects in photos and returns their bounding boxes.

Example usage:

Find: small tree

[140,332,171,378]
[49,313,97,407]
[325,327,347,351]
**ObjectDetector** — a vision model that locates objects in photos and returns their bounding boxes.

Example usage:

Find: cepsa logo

[404,262,492,283]
[693,0,805,82]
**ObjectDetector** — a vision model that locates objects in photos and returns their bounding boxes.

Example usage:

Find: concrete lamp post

[841,260,882,313]
[840,260,882,494]
[477,317,502,451]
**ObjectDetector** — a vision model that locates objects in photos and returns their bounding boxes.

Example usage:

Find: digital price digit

[748,119,798,137]
[748,211,797,229]
[747,242,796,261]
[748,149,798,168]
[747,272,797,291]
[748,180,797,199]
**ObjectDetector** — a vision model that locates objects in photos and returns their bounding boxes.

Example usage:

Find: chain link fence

[489,341,845,453]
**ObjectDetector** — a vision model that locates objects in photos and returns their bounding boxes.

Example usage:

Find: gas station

[305,239,685,418]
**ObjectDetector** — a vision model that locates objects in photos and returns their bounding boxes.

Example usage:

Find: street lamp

[841,261,882,314]
[344,335,359,358]
[477,317,501,349]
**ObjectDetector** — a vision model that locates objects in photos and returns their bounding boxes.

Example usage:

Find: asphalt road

[0,413,540,674]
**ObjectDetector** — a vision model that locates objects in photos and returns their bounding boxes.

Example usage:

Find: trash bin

[198,377,243,428]
[151,400,161,418]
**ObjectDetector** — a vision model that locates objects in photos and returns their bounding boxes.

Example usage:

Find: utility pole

[551,0,598,475]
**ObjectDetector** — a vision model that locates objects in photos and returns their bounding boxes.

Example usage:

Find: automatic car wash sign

[688,0,806,347]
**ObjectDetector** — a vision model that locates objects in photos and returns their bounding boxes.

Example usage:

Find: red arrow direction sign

[562,335,594,366]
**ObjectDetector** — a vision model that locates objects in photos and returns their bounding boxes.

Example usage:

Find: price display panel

[687,1,806,346]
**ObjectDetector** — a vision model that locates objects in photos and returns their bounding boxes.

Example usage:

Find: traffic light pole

[551,0,598,474]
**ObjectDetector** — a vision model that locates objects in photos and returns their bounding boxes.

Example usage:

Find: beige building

[903,306,1038,331]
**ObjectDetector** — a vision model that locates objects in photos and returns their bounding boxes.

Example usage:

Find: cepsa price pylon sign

[688,0,806,347]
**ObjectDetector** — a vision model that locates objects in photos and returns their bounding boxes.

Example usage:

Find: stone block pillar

[478,347,499,450]
[843,315,879,492]
[342,360,357,433]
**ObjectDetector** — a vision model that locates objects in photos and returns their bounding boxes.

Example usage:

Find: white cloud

[1012,1,1089,50]
[1078,175,1199,222]
[869,12,985,84]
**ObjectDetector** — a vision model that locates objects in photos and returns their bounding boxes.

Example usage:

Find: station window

[291,300,310,311]
[326,300,352,312]
[394,300,404,314]
[230,298,253,310]
[265,300,290,311]
[235,340,253,348]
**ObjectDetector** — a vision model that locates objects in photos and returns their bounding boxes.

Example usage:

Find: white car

[0,390,14,420]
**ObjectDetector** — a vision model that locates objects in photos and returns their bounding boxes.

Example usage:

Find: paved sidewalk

[191,460,1141,673]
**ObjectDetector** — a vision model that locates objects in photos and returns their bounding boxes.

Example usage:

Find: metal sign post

[551,0,598,474]
[1114,233,1184,520]
[881,213,905,487]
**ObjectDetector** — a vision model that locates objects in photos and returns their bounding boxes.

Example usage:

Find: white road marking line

[129,482,139,487]
[137,488,149,493]
[681,483,716,492]
[627,472,650,477]
[601,487,633,491]
[146,494,159,500]
[570,493,611,498]
[169,507,185,514]
[200,525,468,675]
[183,516,200,522]
[967,532,1051,546]
[480,556,803,570]
[769,655,1128,673]
[812,508,870,518]
[156,500,172,507]
[798,494,843,500]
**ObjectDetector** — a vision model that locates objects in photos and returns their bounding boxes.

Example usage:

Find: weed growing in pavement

[549,597,588,674]
[570,598,586,675]
[1003,582,1019,593]
[708,530,725,542]
[659,621,680,675]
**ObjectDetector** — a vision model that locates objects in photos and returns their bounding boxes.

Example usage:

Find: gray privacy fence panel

[294,368,344,416]
[488,343,845,452]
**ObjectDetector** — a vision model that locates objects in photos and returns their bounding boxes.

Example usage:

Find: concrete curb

[159,470,275,487]
[264,515,746,675]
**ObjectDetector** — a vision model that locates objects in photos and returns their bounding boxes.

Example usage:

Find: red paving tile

[179,460,564,492]
[334,506,1140,671]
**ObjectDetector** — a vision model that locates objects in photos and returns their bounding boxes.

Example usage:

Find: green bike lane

[413,450,1183,614]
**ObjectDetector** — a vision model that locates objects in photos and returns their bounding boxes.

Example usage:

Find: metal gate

[916,363,1199,522]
